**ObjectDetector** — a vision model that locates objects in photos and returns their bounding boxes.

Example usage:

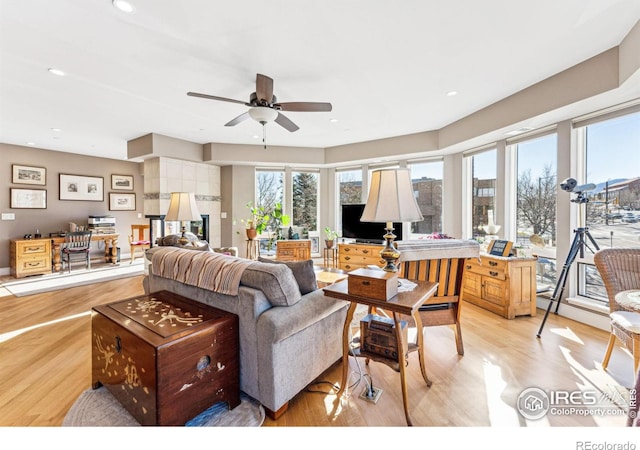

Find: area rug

[2,261,144,297]
[62,387,265,427]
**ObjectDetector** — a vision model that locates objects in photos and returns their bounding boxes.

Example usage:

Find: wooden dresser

[338,242,385,271]
[10,238,52,278]
[276,239,311,261]
[461,253,537,319]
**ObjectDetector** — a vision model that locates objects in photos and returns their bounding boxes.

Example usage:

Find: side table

[323,278,438,426]
[323,247,338,268]
[246,239,259,260]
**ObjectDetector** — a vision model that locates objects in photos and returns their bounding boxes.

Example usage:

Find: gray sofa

[143,246,348,419]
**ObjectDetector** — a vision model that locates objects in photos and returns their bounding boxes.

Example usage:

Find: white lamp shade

[165,192,202,222]
[249,106,278,123]
[361,168,424,223]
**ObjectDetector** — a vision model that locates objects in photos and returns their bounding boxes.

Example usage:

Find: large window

[514,133,558,290]
[469,149,497,239]
[577,111,640,300]
[408,160,443,235]
[337,169,363,233]
[292,171,318,234]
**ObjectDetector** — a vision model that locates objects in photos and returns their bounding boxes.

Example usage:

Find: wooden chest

[462,254,537,319]
[276,239,311,261]
[348,268,398,300]
[338,243,386,271]
[91,290,240,425]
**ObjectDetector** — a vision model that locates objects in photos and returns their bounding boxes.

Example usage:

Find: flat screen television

[341,203,403,244]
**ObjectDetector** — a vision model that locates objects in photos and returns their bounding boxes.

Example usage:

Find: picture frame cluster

[9,164,136,211]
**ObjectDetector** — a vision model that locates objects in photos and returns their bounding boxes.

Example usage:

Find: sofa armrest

[257,289,348,344]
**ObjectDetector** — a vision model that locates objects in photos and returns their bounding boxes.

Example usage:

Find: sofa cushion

[240,262,302,307]
[258,257,317,295]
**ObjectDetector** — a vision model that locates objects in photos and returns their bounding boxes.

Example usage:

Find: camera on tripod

[560,177,595,194]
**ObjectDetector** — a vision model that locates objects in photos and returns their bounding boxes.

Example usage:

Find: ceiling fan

[187,73,332,133]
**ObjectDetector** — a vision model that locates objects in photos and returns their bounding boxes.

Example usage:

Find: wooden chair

[61,230,93,273]
[593,248,640,376]
[129,224,151,264]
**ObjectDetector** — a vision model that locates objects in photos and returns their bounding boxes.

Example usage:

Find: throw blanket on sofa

[151,247,253,296]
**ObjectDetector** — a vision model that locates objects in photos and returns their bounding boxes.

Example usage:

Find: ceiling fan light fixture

[249,106,278,124]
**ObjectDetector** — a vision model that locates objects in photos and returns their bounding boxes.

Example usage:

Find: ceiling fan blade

[275,112,299,132]
[256,74,274,103]
[276,102,333,112]
[225,112,250,127]
[187,92,248,105]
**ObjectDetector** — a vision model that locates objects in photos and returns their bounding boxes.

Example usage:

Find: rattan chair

[593,248,640,376]
[61,230,93,273]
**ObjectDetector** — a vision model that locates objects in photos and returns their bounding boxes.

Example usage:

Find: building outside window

[408,160,443,236]
[469,149,497,239]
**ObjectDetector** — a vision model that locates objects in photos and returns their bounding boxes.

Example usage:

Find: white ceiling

[1,0,640,163]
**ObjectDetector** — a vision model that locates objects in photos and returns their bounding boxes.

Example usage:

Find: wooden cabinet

[10,238,52,278]
[276,240,311,261]
[462,254,537,319]
[338,242,385,271]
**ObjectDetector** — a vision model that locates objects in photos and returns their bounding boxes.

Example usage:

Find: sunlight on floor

[0,311,90,343]
[482,359,522,426]
[549,326,584,344]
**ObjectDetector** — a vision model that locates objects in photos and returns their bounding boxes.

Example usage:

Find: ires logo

[517,387,628,420]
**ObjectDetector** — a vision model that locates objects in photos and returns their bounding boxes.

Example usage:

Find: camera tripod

[536,193,599,338]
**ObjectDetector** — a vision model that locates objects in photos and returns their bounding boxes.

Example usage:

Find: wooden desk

[323,278,438,426]
[50,233,119,272]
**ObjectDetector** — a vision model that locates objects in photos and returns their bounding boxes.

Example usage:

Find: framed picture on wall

[109,192,136,211]
[59,174,104,201]
[10,188,47,209]
[111,174,134,190]
[12,164,46,185]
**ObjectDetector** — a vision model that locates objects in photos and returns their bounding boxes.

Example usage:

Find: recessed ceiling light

[329,118,339,123]
[51,128,62,132]
[112,0,135,13]
[48,68,65,76]
[252,135,260,139]
[26,141,36,146]
[446,90,458,97]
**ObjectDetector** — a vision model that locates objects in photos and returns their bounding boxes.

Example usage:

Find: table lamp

[165,192,202,245]
[361,168,423,272]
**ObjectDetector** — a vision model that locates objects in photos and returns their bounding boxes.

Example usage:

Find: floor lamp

[361,168,424,272]
[165,192,202,245]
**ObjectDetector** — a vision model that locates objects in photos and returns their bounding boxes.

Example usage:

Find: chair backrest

[64,231,93,250]
[130,224,150,244]
[593,248,640,313]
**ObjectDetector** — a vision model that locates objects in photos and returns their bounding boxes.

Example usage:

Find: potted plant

[237,201,270,240]
[324,227,339,249]
[266,203,290,250]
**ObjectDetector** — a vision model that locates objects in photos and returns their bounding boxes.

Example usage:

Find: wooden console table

[50,233,119,272]
[323,278,438,426]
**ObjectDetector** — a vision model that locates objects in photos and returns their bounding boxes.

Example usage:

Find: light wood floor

[0,272,636,428]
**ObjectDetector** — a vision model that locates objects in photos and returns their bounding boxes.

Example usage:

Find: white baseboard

[536,297,609,332]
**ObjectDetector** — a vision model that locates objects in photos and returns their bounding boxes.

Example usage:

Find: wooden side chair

[61,230,93,273]
[129,224,151,264]
[593,248,640,376]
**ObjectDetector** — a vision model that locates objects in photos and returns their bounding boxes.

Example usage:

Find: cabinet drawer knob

[466,265,472,269]
[489,271,499,277]
[344,256,351,261]
[362,249,369,254]
[489,261,498,267]
[115,336,122,354]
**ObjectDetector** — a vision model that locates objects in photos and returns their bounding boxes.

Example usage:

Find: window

[469,149,497,239]
[337,169,363,233]
[576,111,640,300]
[292,171,318,233]
[408,160,443,235]
[514,133,558,290]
